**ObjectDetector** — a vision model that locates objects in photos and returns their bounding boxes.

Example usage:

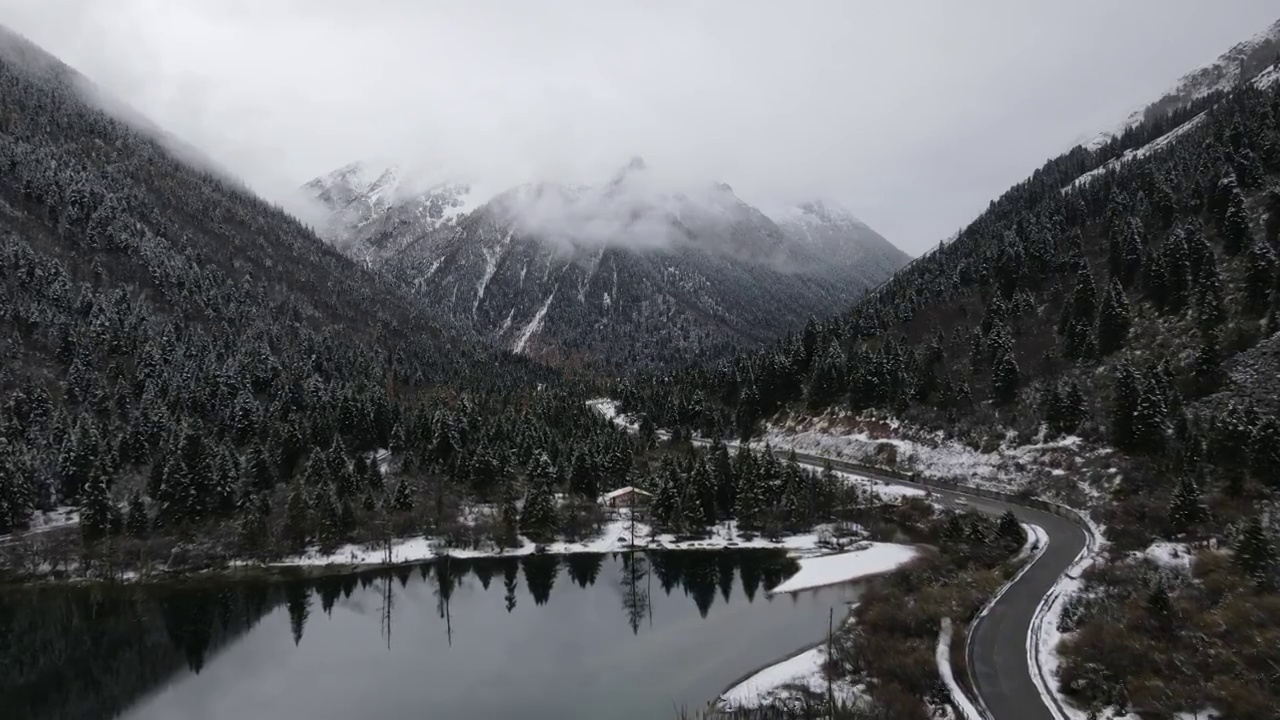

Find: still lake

[3,550,863,720]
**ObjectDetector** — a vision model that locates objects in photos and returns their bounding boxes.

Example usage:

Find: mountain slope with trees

[0,25,615,558]
[617,36,1280,720]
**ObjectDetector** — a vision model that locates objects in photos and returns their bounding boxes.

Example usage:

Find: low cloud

[3,1,1277,253]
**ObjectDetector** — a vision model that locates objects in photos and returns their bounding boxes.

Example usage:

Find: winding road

[683,438,1087,720]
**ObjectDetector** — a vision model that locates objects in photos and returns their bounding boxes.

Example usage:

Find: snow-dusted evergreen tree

[1234,517,1276,589]
[284,478,310,548]
[1097,278,1131,355]
[124,491,149,538]
[1249,416,1280,488]
[389,477,415,512]
[1169,474,1205,534]
[79,469,113,543]
[519,477,557,543]
[1244,237,1276,317]
[236,493,269,552]
[497,483,521,548]
[1219,175,1252,256]
[991,348,1020,405]
[997,510,1025,550]
[691,458,717,526]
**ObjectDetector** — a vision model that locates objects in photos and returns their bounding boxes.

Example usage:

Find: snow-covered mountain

[770,200,910,286]
[303,158,908,369]
[302,161,479,262]
[1080,17,1280,151]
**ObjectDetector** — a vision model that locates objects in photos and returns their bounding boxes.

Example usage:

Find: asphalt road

[691,438,1085,720]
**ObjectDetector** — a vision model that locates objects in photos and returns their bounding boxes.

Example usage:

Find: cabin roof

[604,486,653,500]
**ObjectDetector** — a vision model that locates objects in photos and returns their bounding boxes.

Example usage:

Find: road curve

[693,439,1085,720]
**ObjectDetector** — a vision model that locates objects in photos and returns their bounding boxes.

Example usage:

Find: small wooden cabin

[603,486,653,509]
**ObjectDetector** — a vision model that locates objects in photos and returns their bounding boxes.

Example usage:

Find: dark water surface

[2,550,862,720]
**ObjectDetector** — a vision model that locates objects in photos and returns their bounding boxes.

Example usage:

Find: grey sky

[2,1,1277,254]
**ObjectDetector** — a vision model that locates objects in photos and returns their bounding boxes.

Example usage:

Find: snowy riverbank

[717,625,865,712]
[768,544,919,594]
[271,513,917,572]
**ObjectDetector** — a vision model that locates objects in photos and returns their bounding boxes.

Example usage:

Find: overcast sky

[2,1,1277,254]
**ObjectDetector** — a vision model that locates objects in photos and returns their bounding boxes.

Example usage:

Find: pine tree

[568,452,598,500]
[652,460,681,529]
[237,493,269,552]
[1192,327,1223,394]
[1097,278,1131,355]
[1131,373,1167,454]
[125,491,149,538]
[1249,416,1280,488]
[389,477,415,512]
[1234,517,1276,589]
[991,349,1020,405]
[1058,381,1087,434]
[498,483,521,548]
[1168,474,1205,534]
[1120,218,1144,288]
[1111,361,1140,450]
[1221,180,1252,256]
[519,478,558,543]
[711,438,735,520]
[1244,238,1276,317]
[79,469,113,544]
[997,510,1024,550]
[1146,580,1172,628]
[806,342,847,411]
[1194,253,1226,332]
[284,478,310,548]
[244,442,276,494]
[691,458,717,526]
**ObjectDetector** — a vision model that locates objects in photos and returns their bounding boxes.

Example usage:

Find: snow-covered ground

[718,611,866,712]
[937,618,984,720]
[755,412,1087,497]
[273,515,864,568]
[769,544,919,594]
[1130,540,1196,571]
[1013,523,1048,564]
[1,506,81,543]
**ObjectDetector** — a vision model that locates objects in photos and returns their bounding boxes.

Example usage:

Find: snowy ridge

[1066,112,1208,191]
[301,160,483,261]
[1068,54,1280,192]
[306,158,904,369]
[1079,18,1280,151]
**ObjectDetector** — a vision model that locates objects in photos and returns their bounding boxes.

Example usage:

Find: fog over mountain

[4,0,1278,253]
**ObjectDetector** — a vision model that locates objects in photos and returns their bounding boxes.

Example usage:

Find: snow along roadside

[1028,517,1104,720]
[938,618,985,720]
[961,523,1049,719]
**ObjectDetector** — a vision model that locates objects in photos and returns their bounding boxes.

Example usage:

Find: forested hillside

[0,27,627,561]
[619,70,1280,464]
[617,58,1280,718]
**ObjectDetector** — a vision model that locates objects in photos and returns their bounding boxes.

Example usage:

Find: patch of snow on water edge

[768,543,919,594]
